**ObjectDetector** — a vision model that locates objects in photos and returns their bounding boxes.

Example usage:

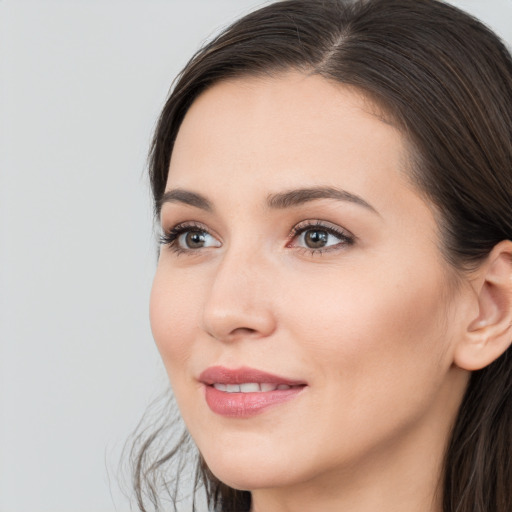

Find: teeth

[212,383,295,393]
[239,383,260,392]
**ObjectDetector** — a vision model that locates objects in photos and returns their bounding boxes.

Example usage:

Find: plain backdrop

[1,1,511,511]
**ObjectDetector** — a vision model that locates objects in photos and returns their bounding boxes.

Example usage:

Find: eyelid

[159,221,221,254]
[286,219,355,252]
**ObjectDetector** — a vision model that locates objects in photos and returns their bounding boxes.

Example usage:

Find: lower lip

[204,385,305,417]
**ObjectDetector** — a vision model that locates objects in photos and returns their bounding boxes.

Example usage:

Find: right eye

[160,223,222,254]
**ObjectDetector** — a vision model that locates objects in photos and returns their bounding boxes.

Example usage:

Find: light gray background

[1,1,511,511]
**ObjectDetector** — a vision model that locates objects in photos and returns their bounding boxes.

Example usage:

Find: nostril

[232,327,258,336]
[207,326,258,341]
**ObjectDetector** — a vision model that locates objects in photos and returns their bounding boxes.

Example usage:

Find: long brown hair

[130,1,512,510]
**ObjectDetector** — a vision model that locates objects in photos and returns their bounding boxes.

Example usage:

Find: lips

[199,366,307,417]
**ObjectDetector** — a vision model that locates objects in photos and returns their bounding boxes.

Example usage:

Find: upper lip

[199,366,307,386]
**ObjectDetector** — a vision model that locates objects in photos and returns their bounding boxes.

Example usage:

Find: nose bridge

[201,239,276,341]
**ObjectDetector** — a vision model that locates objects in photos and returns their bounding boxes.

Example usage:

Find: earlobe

[454,240,512,371]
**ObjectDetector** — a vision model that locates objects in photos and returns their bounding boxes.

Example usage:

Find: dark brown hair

[130,1,512,510]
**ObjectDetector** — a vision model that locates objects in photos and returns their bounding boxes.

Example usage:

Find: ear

[454,240,512,371]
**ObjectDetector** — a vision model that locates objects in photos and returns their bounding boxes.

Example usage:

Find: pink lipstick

[199,366,306,418]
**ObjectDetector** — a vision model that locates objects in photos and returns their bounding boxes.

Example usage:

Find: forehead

[167,72,415,213]
[173,72,400,156]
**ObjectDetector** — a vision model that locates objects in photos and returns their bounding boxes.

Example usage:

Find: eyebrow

[266,186,378,213]
[158,189,213,213]
[159,186,378,215]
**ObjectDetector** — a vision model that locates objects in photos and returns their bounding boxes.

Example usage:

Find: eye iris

[304,229,328,248]
[185,231,206,248]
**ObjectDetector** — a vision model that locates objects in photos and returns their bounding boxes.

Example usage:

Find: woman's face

[150,72,470,493]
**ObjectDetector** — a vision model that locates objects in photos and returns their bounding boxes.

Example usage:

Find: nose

[200,248,277,343]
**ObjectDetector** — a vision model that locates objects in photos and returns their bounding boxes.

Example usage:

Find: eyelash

[159,221,211,256]
[159,220,355,256]
[288,221,355,255]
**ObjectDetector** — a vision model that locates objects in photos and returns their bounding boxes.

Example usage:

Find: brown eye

[289,222,354,253]
[304,229,329,248]
[184,231,206,248]
[176,229,221,250]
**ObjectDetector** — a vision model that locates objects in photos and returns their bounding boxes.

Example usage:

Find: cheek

[286,260,451,392]
[275,261,456,466]
[149,265,200,371]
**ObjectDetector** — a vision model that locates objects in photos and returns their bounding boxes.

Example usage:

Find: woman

[130,1,512,511]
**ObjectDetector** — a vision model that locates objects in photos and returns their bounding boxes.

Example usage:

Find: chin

[200,445,305,492]
[207,463,295,492]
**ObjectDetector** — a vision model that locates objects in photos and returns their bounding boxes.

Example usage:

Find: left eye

[289,223,354,251]
[296,228,341,249]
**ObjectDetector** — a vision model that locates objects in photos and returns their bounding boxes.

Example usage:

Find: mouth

[199,366,307,417]
[211,382,300,393]
[199,365,307,386]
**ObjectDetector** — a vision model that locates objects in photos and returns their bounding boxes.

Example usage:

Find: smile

[212,383,298,392]
[200,366,307,417]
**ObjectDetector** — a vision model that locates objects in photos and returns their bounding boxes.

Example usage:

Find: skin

[150,72,477,512]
